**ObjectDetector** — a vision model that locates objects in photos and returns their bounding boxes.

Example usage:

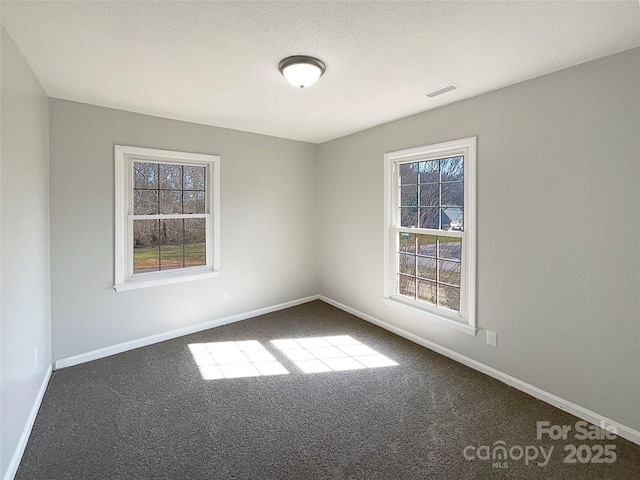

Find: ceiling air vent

[424,84,460,98]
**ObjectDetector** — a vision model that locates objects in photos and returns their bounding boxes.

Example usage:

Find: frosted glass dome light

[278,56,326,88]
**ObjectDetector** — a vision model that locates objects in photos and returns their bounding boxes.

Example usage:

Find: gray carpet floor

[16,300,640,479]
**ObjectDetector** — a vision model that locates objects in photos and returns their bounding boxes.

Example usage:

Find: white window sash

[389,229,469,321]
[126,214,212,280]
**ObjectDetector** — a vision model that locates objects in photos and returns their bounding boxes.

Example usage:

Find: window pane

[398,275,415,298]
[134,190,159,215]
[133,162,158,189]
[399,163,418,185]
[402,158,464,231]
[419,160,439,183]
[160,191,182,214]
[417,256,436,280]
[419,208,439,229]
[185,218,206,267]
[417,234,436,257]
[398,253,415,275]
[133,219,159,273]
[400,207,418,228]
[398,232,416,253]
[160,164,182,190]
[185,242,206,267]
[184,191,205,214]
[184,165,205,191]
[439,260,461,286]
[438,237,461,261]
[400,185,418,207]
[417,279,436,305]
[441,182,463,207]
[160,219,183,245]
[438,284,460,311]
[160,218,184,269]
[442,208,463,231]
[441,156,463,182]
[419,184,439,207]
[185,218,206,244]
[160,243,184,270]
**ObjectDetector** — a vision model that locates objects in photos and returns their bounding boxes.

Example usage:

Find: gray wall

[0,27,52,479]
[317,48,640,431]
[49,100,318,361]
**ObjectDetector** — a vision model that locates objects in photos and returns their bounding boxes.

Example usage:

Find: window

[384,137,476,334]
[115,145,220,291]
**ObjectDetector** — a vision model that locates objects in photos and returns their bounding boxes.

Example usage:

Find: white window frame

[383,137,477,335]
[114,145,220,292]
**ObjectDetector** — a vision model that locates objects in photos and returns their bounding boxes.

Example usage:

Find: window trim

[114,145,220,292]
[383,137,477,335]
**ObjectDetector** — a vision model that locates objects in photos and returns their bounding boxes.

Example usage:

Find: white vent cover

[424,84,461,98]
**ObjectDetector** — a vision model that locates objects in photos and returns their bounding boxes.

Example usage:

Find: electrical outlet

[486,330,498,347]
[223,292,230,302]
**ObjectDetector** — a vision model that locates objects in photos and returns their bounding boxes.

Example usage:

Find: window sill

[383,296,477,336]
[114,269,220,292]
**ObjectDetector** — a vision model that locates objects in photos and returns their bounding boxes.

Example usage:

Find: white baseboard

[4,364,52,480]
[319,295,640,446]
[55,295,319,370]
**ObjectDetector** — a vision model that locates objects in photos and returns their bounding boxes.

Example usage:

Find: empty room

[1,1,639,479]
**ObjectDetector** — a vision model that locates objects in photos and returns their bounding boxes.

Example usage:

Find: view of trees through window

[132,162,206,273]
[397,156,464,312]
[397,233,461,311]
[399,156,463,230]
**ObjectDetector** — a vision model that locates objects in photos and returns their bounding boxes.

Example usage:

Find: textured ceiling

[2,1,639,143]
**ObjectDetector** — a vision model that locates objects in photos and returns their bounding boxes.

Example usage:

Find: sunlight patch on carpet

[189,340,289,379]
[271,335,398,373]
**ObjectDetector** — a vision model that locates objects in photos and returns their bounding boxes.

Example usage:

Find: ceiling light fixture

[278,55,326,88]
